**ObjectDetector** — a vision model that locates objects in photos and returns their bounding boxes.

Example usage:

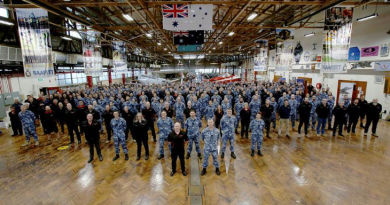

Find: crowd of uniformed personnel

[8,80,383,176]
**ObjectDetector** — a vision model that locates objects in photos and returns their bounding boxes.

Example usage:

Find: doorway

[297,77,312,95]
[336,80,367,103]
[273,75,282,82]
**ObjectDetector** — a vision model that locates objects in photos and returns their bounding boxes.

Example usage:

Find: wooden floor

[1,120,390,205]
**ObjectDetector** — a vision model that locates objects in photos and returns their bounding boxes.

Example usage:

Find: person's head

[373,98,378,105]
[136,112,144,121]
[217,105,222,110]
[45,105,51,111]
[291,94,295,100]
[87,113,93,122]
[208,101,213,106]
[177,97,182,103]
[329,95,334,100]
[343,94,348,100]
[304,97,309,103]
[79,100,84,106]
[312,96,316,101]
[266,99,270,105]
[322,98,327,105]
[93,101,97,106]
[284,100,289,106]
[161,110,167,118]
[113,110,119,118]
[244,102,248,108]
[10,106,15,112]
[227,108,232,116]
[67,103,72,110]
[256,112,262,120]
[190,109,196,118]
[164,102,169,109]
[354,98,359,104]
[187,101,192,108]
[14,98,19,104]
[254,95,258,101]
[174,122,181,132]
[88,104,93,111]
[207,118,214,129]
[360,95,365,100]
[21,104,27,112]
[124,106,129,112]
[339,101,344,107]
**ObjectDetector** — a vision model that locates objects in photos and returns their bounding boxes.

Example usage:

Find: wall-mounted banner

[82,32,103,76]
[321,7,353,73]
[275,41,294,71]
[112,41,127,73]
[373,61,390,71]
[16,9,54,78]
[254,39,268,71]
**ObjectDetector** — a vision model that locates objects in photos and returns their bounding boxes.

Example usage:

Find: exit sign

[38,78,44,81]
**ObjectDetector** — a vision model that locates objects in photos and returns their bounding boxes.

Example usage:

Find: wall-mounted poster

[254,39,268,71]
[348,47,360,61]
[338,82,355,102]
[380,43,389,57]
[16,9,55,78]
[349,61,373,69]
[82,32,103,76]
[112,41,127,73]
[374,76,383,84]
[275,40,294,71]
[311,54,317,62]
[293,41,303,64]
[361,46,379,57]
[303,51,310,62]
[374,61,390,71]
[321,7,353,74]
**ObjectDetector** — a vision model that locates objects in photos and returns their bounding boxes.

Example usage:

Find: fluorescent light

[213,47,216,50]
[168,51,171,54]
[247,13,257,21]
[61,36,72,41]
[218,42,223,45]
[157,42,161,46]
[228,31,234,36]
[304,32,315,37]
[95,45,101,48]
[174,55,204,60]
[164,48,167,50]
[210,63,219,64]
[209,51,211,53]
[0,20,14,26]
[146,33,152,38]
[357,13,378,22]
[122,14,133,21]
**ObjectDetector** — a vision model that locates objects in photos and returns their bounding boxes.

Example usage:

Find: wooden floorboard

[1,120,390,205]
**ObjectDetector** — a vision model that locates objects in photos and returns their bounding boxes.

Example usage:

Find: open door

[337,80,367,103]
[273,75,282,82]
[298,77,312,95]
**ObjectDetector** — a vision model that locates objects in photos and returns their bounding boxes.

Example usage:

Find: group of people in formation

[8,81,383,176]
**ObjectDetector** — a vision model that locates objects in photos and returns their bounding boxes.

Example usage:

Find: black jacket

[316,103,330,118]
[133,120,149,140]
[366,103,382,119]
[65,108,79,125]
[76,106,87,121]
[163,108,174,118]
[9,111,21,125]
[347,103,362,118]
[122,111,134,128]
[82,120,101,142]
[184,108,193,119]
[298,102,312,119]
[102,109,114,124]
[167,130,188,151]
[332,105,346,120]
[260,104,274,118]
[358,99,368,113]
[279,105,291,119]
[84,109,100,121]
[142,108,155,121]
[240,108,251,123]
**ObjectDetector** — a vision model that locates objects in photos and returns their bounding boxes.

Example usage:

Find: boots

[88,158,93,163]
[231,152,236,159]
[198,153,202,159]
[251,150,254,157]
[136,155,140,161]
[235,129,238,134]
[216,168,221,175]
[258,150,263,156]
[145,155,149,160]
[125,154,129,161]
[186,153,191,159]
[113,154,120,161]
[201,168,206,176]
[99,155,103,161]
[221,152,225,159]
[158,154,164,160]
[21,141,31,146]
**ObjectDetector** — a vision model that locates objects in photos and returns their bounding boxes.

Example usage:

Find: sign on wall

[82,32,103,76]
[254,39,268,71]
[361,46,379,57]
[321,7,353,74]
[374,61,390,71]
[16,9,55,78]
[275,40,294,71]
[112,41,127,73]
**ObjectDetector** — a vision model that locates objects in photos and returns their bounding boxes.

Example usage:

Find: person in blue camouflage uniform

[220,108,237,159]
[110,111,129,161]
[157,110,174,159]
[211,92,222,104]
[327,95,335,129]
[295,91,302,120]
[270,97,278,130]
[174,97,186,125]
[278,92,289,107]
[342,94,351,126]
[19,104,39,146]
[289,94,299,130]
[200,119,221,176]
[151,97,160,114]
[234,97,244,134]
[249,95,261,120]
[191,96,202,119]
[205,101,216,121]
[318,88,329,101]
[310,96,319,130]
[184,110,203,159]
[250,112,265,157]
[93,101,104,132]
[221,97,231,114]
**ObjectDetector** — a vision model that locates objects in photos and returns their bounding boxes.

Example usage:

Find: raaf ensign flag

[162,4,213,30]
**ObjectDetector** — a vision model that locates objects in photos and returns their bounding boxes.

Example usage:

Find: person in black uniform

[347,98,361,134]
[65,103,81,144]
[364,98,382,137]
[167,122,188,176]
[102,105,114,143]
[42,105,60,144]
[162,102,174,118]
[82,114,103,163]
[298,97,312,138]
[76,100,87,134]
[358,95,368,128]
[184,101,193,119]
[214,105,224,131]
[332,101,346,137]
[9,106,23,136]
[260,99,274,139]
[240,103,251,138]
[57,102,66,134]
[316,99,330,136]
[85,104,100,123]
[133,112,150,160]
[142,102,157,142]
[121,106,133,141]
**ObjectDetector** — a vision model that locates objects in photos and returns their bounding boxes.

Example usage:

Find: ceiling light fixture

[122,14,133,21]
[357,13,378,22]
[164,48,167,50]
[146,33,152,38]
[213,47,216,50]
[247,13,258,21]
[157,42,161,46]
[218,42,223,45]
[304,32,315,37]
[0,20,14,26]
[61,36,72,41]
[228,31,234,36]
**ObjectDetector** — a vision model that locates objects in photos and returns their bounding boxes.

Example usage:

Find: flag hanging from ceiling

[254,40,268,71]
[112,41,127,73]
[82,32,103,76]
[16,8,55,78]
[174,30,204,45]
[275,29,295,72]
[162,4,213,30]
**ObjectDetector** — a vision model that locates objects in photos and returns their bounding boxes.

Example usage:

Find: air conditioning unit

[66,54,78,64]
[0,46,23,62]
[0,46,9,60]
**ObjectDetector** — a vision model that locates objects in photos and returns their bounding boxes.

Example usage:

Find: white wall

[10,76,58,100]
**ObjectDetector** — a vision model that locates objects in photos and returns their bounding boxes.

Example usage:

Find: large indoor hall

[0,0,390,205]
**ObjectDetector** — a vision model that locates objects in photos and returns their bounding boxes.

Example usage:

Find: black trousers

[79,120,84,134]
[347,116,359,133]
[241,120,250,137]
[11,120,23,135]
[88,140,101,159]
[364,117,379,134]
[67,123,81,142]
[172,148,185,172]
[147,120,156,140]
[105,124,112,141]
[136,137,149,157]
[59,118,65,133]
[333,118,343,135]
[125,126,130,141]
[298,118,310,135]
[263,118,271,136]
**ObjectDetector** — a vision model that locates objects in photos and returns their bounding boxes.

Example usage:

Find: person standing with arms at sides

[19,104,39,146]
[327,95,335,130]
[157,110,174,160]
[167,122,188,176]
[260,99,273,139]
[358,95,368,128]
[205,101,216,121]
[289,95,299,131]
[133,113,150,160]
[269,97,278,132]
[9,106,23,136]
[82,114,103,163]
[142,102,157,142]
[111,111,129,161]
[310,96,319,130]
[240,103,251,139]
[332,101,346,137]
[297,97,312,138]
[200,119,221,176]
[234,97,244,134]
[162,102,174,118]
[65,103,81,144]
[184,110,203,159]
[342,94,351,126]
[347,99,361,134]
[57,102,66,134]
[214,105,224,130]
[364,98,382,137]
[76,100,87,134]
[220,108,237,159]
[278,100,291,138]
[121,106,133,142]
[42,106,60,144]
[316,99,330,136]
[174,97,186,126]
[102,105,114,144]
[250,112,265,157]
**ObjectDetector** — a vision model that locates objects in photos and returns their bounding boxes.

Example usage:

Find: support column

[108,68,112,85]
[122,73,126,85]
[87,76,92,88]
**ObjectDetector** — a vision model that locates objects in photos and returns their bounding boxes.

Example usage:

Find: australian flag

[163,4,188,18]
[174,30,204,45]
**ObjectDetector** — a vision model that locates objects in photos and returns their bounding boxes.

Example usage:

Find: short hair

[190,109,196,113]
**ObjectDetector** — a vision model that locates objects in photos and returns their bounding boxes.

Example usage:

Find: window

[0,8,8,18]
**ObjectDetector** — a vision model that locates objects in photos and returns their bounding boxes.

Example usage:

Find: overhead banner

[254,39,268,71]
[177,44,202,52]
[112,41,127,73]
[162,4,213,30]
[321,7,353,73]
[275,29,294,72]
[16,9,54,78]
[82,32,103,76]
[173,30,204,45]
